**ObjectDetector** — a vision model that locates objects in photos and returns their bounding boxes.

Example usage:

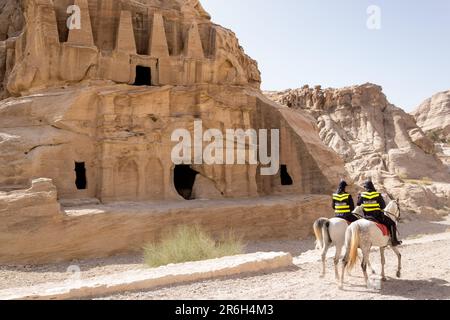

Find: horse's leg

[320,241,330,278]
[380,247,386,281]
[334,244,343,281]
[339,229,352,290]
[340,254,347,290]
[361,246,371,288]
[368,259,376,275]
[391,246,402,278]
[351,250,364,276]
[362,250,376,275]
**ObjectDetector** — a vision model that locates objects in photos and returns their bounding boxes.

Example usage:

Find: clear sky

[202,0,450,112]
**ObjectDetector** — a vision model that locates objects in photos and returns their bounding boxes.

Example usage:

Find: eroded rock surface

[267,84,450,215]
[413,90,450,168]
[0,0,24,98]
[0,0,345,263]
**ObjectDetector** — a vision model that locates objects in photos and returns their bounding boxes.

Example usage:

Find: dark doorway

[133,66,152,86]
[280,165,293,186]
[75,162,87,190]
[174,165,198,200]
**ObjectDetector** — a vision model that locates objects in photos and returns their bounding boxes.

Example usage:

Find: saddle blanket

[376,223,390,237]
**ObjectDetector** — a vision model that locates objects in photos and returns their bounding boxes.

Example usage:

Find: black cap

[336,180,348,193]
[364,180,375,191]
[339,180,348,189]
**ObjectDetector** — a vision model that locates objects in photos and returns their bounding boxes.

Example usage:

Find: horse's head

[385,199,401,222]
[353,206,364,217]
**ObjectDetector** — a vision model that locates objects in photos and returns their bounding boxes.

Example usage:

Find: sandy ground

[99,237,450,300]
[1,214,449,300]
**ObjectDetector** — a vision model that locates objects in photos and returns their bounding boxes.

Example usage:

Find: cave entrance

[280,165,293,186]
[174,165,198,200]
[133,66,152,86]
[75,162,87,190]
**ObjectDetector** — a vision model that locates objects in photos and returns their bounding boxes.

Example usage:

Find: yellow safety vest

[361,192,382,212]
[333,193,351,214]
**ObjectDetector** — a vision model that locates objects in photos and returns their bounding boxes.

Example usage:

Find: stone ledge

[0,193,331,264]
[0,252,293,300]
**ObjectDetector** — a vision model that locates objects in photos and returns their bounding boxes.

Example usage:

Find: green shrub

[143,225,244,268]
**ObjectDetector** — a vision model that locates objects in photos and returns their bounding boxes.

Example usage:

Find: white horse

[313,212,375,280]
[340,200,402,289]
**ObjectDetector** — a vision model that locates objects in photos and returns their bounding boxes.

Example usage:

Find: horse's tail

[313,218,330,250]
[347,223,360,270]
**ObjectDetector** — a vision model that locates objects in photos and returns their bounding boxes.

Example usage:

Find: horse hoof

[338,285,344,290]
[397,271,401,278]
[382,277,387,282]
[320,274,325,279]
[372,270,377,275]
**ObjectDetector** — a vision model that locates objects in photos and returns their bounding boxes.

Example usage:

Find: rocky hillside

[267,83,450,216]
[413,90,450,168]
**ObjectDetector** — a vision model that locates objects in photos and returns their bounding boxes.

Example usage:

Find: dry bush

[144,225,244,268]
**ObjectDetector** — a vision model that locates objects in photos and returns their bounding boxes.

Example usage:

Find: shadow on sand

[380,278,450,300]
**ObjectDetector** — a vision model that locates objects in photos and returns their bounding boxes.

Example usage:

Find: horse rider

[332,180,359,223]
[357,180,402,246]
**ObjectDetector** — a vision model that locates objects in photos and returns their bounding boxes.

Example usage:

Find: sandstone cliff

[267,83,450,216]
[0,0,345,263]
[413,90,450,168]
[413,91,450,141]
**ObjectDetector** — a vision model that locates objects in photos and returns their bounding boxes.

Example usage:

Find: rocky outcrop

[0,0,345,263]
[413,90,450,168]
[413,90,450,143]
[267,83,450,216]
[0,0,345,201]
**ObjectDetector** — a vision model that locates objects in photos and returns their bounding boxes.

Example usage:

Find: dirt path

[1,216,449,300]
[97,235,450,300]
